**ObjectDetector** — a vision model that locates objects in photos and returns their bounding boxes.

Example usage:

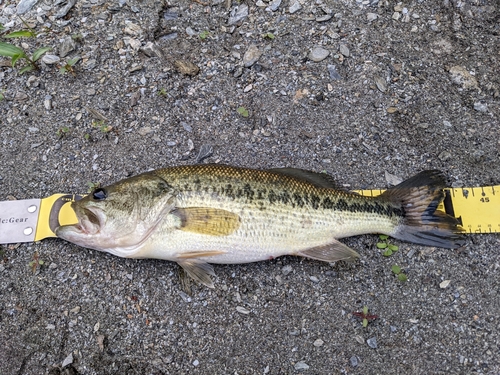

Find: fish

[55,164,463,287]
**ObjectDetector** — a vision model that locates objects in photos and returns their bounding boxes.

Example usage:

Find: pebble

[473,102,487,112]
[438,151,452,161]
[243,44,262,67]
[193,359,199,367]
[44,96,52,110]
[62,352,73,367]
[244,84,253,92]
[46,324,56,330]
[350,356,359,367]
[327,65,341,80]
[282,265,293,275]
[316,15,332,22]
[173,60,200,76]
[294,361,310,370]
[366,337,378,348]
[367,12,378,22]
[141,41,164,59]
[449,66,479,90]
[268,0,281,12]
[138,127,153,136]
[124,22,143,37]
[55,0,77,19]
[313,339,324,347]
[228,4,249,25]
[374,76,387,92]
[392,12,401,21]
[196,144,213,163]
[309,47,329,62]
[70,305,80,313]
[60,36,76,58]
[236,306,250,314]
[289,0,302,14]
[83,59,97,70]
[42,55,60,65]
[309,276,319,283]
[16,0,37,14]
[440,280,451,289]
[339,44,350,57]
[181,122,192,132]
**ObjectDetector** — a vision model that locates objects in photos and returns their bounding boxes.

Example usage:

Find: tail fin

[380,170,464,249]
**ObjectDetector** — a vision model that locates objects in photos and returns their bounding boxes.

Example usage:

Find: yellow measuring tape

[33,185,500,242]
[355,185,500,234]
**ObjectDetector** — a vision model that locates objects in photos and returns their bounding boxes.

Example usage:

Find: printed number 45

[480,197,490,203]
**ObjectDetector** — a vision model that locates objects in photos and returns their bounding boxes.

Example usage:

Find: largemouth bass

[56,164,462,287]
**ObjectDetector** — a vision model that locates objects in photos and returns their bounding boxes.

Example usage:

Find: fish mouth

[57,206,103,237]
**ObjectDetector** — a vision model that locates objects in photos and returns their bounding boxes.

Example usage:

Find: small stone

[83,59,97,70]
[55,0,77,19]
[438,151,452,161]
[367,12,378,21]
[17,0,38,14]
[193,360,199,367]
[367,337,378,349]
[269,0,281,12]
[243,44,262,67]
[86,88,96,96]
[243,84,253,92]
[449,66,479,90]
[440,280,451,289]
[236,306,250,314]
[173,60,199,76]
[327,65,341,80]
[62,352,73,367]
[392,12,401,20]
[59,36,76,58]
[49,262,58,269]
[289,0,302,14]
[473,102,487,112]
[374,76,387,92]
[70,306,80,314]
[44,96,52,110]
[316,15,332,22]
[196,144,213,163]
[140,41,164,59]
[309,276,319,283]
[138,127,153,136]
[339,44,350,57]
[181,122,192,132]
[294,361,309,370]
[387,106,398,114]
[353,335,364,344]
[189,27,203,38]
[46,324,56,330]
[282,265,293,275]
[350,356,359,367]
[256,0,266,7]
[309,47,329,62]
[228,4,249,25]
[313,339,324,347]
[42,55,60,65]
[124,22,143,37]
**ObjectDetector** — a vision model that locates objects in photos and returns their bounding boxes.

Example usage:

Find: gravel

[0,0,499,374]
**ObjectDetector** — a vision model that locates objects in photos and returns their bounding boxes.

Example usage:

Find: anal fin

[298,239,360,262]
[177,259,216,288]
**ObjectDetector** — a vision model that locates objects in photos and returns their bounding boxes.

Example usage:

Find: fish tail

[380,170,464,249]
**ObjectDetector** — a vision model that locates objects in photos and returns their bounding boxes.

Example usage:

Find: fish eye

[92,188,107,200]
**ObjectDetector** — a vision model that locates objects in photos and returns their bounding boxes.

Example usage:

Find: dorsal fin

[267,168,351,191]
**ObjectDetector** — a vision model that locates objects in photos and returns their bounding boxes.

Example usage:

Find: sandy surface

[0,0,499,374]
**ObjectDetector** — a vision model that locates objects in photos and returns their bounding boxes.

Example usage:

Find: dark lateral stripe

[183,182,403,218]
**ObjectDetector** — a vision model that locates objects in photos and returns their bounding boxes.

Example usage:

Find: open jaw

[58,206,103,236]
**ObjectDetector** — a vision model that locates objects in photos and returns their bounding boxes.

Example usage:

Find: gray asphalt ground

[1,0,499,374]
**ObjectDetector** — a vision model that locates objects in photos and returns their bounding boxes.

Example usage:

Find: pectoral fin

[177,259,216,288]
[173,207,241,236]
[298,239,360,262]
